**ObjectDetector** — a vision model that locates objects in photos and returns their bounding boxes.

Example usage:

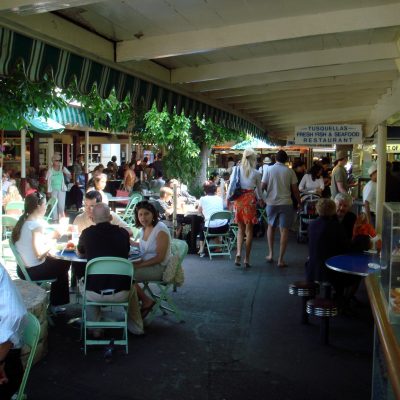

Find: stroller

[297,192,320,243]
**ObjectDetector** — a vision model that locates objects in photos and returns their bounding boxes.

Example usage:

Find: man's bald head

[92,203,112,224]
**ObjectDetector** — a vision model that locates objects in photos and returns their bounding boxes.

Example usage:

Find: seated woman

[299,164,324,194]
[132,201,172,318]
[197,181,229,257]
[121,168,138,194]
[86,172,109,204]
[11,193,70,312]
[3,185,23,215]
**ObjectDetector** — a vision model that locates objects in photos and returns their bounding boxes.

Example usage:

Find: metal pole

[376,124,387,235]
[173,183,177,238]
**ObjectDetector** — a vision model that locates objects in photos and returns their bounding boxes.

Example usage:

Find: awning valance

[2,114,64,133]
[0,27,265,138]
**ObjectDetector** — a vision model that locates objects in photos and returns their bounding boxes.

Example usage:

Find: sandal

[235,255,241,266]
[266,257,273,264]
[277,263,288,268]
[244,262,251,269]
[141,301,156,319]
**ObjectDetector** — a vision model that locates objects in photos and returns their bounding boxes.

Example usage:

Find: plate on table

[129,247,140,256]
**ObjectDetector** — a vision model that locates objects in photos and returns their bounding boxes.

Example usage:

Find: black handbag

[228,166,243,201]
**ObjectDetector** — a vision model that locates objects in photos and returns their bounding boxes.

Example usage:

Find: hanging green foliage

[0,64,66,131]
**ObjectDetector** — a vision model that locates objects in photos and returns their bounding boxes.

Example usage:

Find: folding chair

[15,313,41,400]
[82,257,134,354]
[204,211,233,260]
[121,194,142,225]
[43,197,58,222]
[5,201,24,216]
[142,239,188,323]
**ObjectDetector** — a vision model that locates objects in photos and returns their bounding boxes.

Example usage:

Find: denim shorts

[266,205,295,229]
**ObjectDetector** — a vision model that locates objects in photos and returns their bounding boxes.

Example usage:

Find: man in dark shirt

[77,203,132,327]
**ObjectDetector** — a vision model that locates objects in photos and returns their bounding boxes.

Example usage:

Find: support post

[376,124,387,235]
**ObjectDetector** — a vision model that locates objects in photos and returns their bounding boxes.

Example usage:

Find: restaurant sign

[387,144,400,153]
[294,125,363,145]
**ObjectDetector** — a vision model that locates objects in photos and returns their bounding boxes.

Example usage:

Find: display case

[381,203,400,324]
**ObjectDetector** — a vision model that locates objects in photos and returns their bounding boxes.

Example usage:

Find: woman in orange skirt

[227,148,263,268]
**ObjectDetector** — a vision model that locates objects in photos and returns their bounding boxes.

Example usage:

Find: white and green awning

[50,106,90,128]
[0,27,265,138]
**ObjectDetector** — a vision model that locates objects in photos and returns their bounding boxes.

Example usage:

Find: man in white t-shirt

[197,182,229,257]
[363,164,377,227]
[262,150,300,268]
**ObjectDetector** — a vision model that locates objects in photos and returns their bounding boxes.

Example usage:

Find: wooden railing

[365,274,400,399]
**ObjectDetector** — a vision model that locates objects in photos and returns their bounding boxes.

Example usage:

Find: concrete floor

[23,232,374,400]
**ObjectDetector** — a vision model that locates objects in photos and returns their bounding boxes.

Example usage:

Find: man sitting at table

[76,203,141,336]
[74,191,132,236]
[72,191,133,282]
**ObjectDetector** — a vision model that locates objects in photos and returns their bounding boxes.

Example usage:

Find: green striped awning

[50,106,90,128]
[0,27,265,138]
[3,114,64,133]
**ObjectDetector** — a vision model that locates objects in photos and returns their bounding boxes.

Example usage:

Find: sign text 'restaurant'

[294,125,363,145]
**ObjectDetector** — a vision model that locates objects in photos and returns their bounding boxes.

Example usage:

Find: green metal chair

[121,193,143,225]
[15,313,41,400]
[1,216,18,263]
[43,197,58,222]
[203,211,233,260]
[142,239,188,323]
[82,257,134,354]
[5,201,24,216]
[9,239,57,288]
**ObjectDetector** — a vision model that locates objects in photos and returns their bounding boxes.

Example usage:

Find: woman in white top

[86,172,109,204]
[132,201,172,317]
[227,148,263,268]
[197,181,230,257]
[45,154,71,221]
[299,164,324,194]
[11,193,70,311]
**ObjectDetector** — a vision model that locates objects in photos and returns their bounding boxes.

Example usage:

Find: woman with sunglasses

[45,154,71,221]
[11,193,70,312]
[132,201,172,318]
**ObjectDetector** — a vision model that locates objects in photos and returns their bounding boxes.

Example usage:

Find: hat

[368,164,377,176]
[263,156,272,164]
[335,150,347,161]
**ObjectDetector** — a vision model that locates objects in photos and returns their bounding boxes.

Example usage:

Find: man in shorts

[262,150,301,268]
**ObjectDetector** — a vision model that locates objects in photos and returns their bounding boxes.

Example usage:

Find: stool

[289,281,319,324]
[306,298,338,345]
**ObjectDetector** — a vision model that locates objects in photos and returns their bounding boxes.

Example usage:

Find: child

[352,212,381,252]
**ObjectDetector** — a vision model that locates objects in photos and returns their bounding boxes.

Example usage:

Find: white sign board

[295,125,363,145]
[387,144,400,153]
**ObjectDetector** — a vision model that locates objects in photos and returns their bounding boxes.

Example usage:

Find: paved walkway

[15,232,373,400]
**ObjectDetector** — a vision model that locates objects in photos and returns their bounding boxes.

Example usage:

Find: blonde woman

[46,154,71,220]
[227,148,263,268]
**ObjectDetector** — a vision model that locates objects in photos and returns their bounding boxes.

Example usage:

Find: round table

[325,252,381,277]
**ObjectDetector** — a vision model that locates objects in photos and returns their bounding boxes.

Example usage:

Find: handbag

[228,166,243,202]
[116,189,130,205]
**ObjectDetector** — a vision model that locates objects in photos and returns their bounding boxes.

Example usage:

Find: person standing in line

[45,154,71,221]
[227,148,263,269]
[363,164,377,227]
[330,150,348,199]
[262,150,301,268]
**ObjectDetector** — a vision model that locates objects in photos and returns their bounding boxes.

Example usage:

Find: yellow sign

[387,144,400,153]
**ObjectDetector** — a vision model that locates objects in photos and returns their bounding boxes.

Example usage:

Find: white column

[84,131,90,174]
[21,129,26,179]
[47,137,54,167]
[173,183,177,238]
[125,144,129,163]
[375,124,387,235]
[128,135,132,162]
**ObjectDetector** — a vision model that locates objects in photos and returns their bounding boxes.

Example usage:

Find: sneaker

[128,320,144,336]
[50,305,66,314]
[199,252,205,258]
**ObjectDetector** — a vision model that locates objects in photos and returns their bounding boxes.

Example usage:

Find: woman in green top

[45,154,71,221]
